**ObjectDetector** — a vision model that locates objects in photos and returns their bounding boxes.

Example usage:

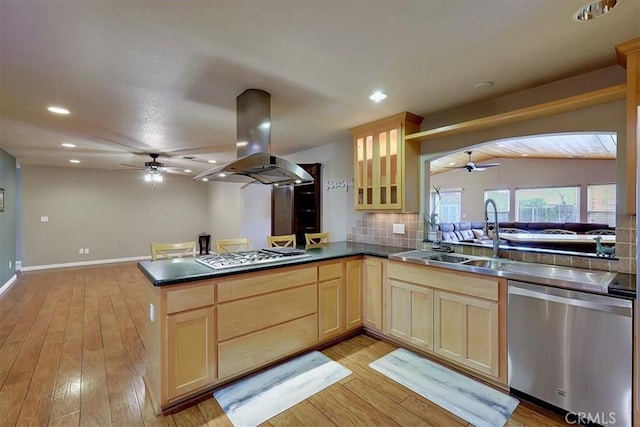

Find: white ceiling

[0,1,638,176]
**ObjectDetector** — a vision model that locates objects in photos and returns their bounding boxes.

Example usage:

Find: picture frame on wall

[0,188,4,212]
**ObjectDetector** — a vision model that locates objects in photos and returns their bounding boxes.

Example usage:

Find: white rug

[370,348,519,427]
[213,351,351,427]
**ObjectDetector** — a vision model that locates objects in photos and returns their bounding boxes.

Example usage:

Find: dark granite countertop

[138,241,410,286]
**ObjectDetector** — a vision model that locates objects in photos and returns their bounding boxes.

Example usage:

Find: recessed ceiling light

[69,159,80,163]
[448,162,456,166]
[295,179,302,184]
[61,143,76,148]
[208,160,217,164]
[219,173,226,177]
[473,81,494,89]
[202,178,209,182]
[184,169,191,173]
[574,0,617,21]
[47,105,70,115]
[521,153,529,157]
[369,91,387,102]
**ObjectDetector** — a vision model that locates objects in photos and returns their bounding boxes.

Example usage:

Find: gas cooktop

[195,248,310,270]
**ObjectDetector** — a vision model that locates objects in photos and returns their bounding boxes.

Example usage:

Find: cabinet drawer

[218,314,318,380]
[387,262,498,301]
[218,266,317,302]
[218,284,317,341]
[166,283,215,314]
[319,262,342,282]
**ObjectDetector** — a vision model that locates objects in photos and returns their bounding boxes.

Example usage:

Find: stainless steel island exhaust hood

[193,89,314,185]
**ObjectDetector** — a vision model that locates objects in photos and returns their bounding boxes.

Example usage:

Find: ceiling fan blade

[120,163,145,169]
[477,162,500,168]
[473,167,487,172]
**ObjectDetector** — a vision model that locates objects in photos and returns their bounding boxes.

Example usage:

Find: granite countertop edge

[137,241,407,287]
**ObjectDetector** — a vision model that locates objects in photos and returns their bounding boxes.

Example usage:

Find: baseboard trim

[0,274,17,296]
[21,255,151,272]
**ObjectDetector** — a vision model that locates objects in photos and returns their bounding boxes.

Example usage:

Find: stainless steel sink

[389,249,616,292]
[388,250,469,265]
[462,259,506,269]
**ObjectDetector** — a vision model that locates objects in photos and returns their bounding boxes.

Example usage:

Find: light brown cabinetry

[164,283,216,401]
[386,279,433,351]
[363,257,385,331]
[345,259,363,330]
[385,261,504,383]
[318,262,345,340]
[350,112,423,211]
[433,291,499,377]
[217,265,318,380]
[166,306,216,400]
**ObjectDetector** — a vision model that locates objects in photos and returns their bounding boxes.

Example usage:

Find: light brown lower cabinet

[345,259,363,330]
[218,314,318,380]
[386,278,433,351]
[318,261,345,340]
[363,257,385,330]
[166,306,216,400]
[433,290,499,378]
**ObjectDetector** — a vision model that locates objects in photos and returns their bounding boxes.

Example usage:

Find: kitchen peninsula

[139,242,408,414]
[139,241,632,419]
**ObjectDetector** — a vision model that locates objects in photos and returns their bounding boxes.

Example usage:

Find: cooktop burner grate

[195,249,310,270]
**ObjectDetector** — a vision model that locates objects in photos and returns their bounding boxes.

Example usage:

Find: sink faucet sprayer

[484,198,500,258]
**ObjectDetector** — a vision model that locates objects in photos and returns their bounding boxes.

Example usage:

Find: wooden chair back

[267,234,297,247]
[216,238,251,253]
[305,232,329,245]
[150,241,197,261]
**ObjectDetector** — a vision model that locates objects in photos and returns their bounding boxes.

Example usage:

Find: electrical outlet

[392,223,405,234]
[40,216,49,222]
[8,261,11,269]
[79,248,84,254]
[84,248,90,254]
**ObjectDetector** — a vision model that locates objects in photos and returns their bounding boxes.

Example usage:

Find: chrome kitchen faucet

[484,198,500,258]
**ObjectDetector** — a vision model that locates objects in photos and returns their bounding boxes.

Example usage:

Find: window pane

[484,189,510,222]
[587,183,616,226]
[439,191,461,223]
[515,187,579,222]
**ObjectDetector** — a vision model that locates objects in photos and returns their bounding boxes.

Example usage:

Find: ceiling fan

[120,153,178,183]
[447,151,500,172]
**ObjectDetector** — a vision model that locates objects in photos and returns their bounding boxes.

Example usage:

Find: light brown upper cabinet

[350,112,423,211]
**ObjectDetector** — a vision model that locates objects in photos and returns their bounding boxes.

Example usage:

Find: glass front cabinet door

[351,112,423,211]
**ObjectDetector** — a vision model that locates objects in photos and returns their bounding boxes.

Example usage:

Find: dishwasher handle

[508,283,632,317]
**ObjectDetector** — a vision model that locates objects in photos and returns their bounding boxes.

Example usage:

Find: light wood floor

[0,262,570,426]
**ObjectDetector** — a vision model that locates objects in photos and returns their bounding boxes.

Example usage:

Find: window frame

[514,185,581,223]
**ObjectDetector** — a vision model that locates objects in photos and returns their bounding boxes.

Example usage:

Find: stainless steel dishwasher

[508,280,632,426]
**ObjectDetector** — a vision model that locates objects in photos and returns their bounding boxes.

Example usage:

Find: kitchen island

[139,242,409,414]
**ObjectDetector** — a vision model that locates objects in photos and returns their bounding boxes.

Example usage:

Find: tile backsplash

[347,212,636,273]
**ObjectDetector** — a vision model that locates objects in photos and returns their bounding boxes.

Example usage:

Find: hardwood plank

[287,400,336,427]
[171,405,207,426]
[196,398,234,427]
[343,378,432,426]
[48,411,80,427]
[105,353,145,426]
[308,383,401,426]
[0,379,30,426]
[50,338,83,420]
[400,395,468,427]
[263,410,303,427]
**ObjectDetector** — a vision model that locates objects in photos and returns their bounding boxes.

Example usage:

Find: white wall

[21,165,210,267]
